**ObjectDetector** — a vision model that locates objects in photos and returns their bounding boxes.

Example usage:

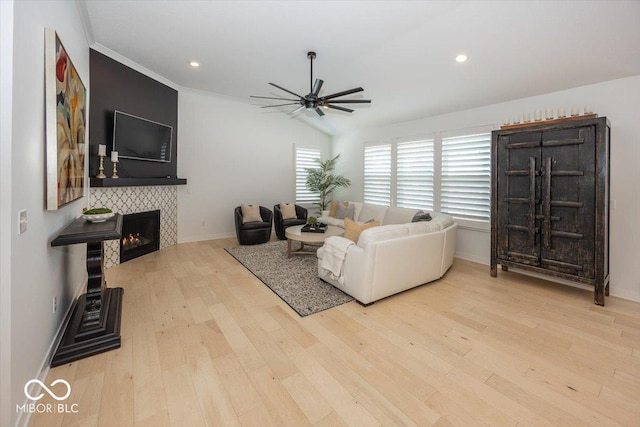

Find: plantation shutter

[441,133,491,220]
[295,147,321,204]
[396,139,434,210]
[364,144,392,206]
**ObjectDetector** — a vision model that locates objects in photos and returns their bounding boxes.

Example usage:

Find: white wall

[333,76,640,302]
[177,90,332,242]
[1,3,15,426]
[8,2,90,426]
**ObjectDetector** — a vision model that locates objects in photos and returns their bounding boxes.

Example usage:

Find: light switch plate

[18,209,27,234]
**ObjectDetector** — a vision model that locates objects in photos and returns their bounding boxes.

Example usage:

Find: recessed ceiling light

[456,54,468,63]
[189,61,200,67]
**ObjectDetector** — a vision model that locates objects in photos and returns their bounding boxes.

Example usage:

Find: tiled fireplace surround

[89,186,178,268]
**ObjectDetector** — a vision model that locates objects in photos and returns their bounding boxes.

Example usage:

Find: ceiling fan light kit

[251,51,371,116]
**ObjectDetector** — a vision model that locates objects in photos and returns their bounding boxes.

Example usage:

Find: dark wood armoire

[490,116,610,305]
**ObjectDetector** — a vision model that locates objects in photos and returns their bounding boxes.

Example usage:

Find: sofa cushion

[344,218,380,242]
[406,213,455,234]
[241,203,262,223]
[357,224,409,248]
[382,206,419,225]
[329,200,348,217]
[357,203,388,223]
[280,203,297,220]
[241,221,271,230]
[349,202,364,222]
[319,216,344,228]
[335,203,355,220]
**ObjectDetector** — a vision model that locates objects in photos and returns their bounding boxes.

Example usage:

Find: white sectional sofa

[317,202,457,305]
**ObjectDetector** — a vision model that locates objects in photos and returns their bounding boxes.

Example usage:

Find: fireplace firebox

[120,210,160,263]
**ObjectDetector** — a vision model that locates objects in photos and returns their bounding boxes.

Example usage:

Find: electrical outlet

[52,296,57,314]
[186,187,192,195]
[18,209,27,234]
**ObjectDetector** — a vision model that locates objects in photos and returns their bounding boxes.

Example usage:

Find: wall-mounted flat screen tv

[112,111,172,163]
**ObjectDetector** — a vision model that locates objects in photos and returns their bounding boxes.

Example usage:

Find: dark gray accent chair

[273,204,308,240]
[234,206,273,245]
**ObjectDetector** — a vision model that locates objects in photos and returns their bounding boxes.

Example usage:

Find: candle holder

[111,160,119,178]
[97,155,106,179]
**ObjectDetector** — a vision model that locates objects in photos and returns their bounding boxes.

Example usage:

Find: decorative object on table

[96,144,107,178]
[45,28,87,210]
[305,154,351,211]
[110,151,119,178]
[226,241,353,316]
[491,116,610,305]
[82,207,114,223]
[571,107,580,116]
[250,51,371,117]
[557,107,566,118]
[301,221,327,233]
[307,216,317,225]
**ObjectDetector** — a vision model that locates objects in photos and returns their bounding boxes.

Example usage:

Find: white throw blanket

[320,236,354,284]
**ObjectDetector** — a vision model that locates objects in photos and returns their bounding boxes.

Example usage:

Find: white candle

[111,151,118,162]
[98,144,106,156]
[545,107,553,120]
[584,106,593,114]
[503,117,510,125]
[558,108,566,118]
[523,113,531,123]
[513,114,520,124]
[534,110,542,121]
[571,107,579,116]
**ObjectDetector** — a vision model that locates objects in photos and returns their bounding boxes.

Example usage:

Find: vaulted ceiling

[81,1,640,135]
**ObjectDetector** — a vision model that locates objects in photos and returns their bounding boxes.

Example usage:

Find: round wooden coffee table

[285,225,343,258]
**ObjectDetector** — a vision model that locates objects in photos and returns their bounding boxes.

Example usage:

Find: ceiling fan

[251,51,371,116]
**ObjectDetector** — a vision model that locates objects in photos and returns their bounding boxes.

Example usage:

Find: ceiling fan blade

[251,95,299,101]
[289,105,305,115]
[315,107,325,117]
[269,83,304,99]
[320,87,364,101]
[260,103,300,108]
[311,79,324,96]
[324,99,371,104]
[325,104,354,113]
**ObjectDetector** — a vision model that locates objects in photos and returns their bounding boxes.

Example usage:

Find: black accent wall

[89,49,179,179]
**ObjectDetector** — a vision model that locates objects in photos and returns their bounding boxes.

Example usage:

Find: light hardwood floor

[30,238,640,426]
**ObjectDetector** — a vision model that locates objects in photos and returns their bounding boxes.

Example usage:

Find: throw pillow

[412,210,432,222]
[241,203,263,223]
[334,203,355,220]
[280,203,297,220]
[344,218,380,242]
[329,200,349,217]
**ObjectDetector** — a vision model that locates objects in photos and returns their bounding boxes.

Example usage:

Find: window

[363,130,491,227]
[396,139,434,210]
[295,147,321,204]
[441,133,491,221]
[364,144,391,205]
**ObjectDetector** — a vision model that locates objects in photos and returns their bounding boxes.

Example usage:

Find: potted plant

[307,216,318,225]
[305,154,351,212]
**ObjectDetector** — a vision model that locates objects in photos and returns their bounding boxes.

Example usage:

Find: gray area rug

[225,240,353,317]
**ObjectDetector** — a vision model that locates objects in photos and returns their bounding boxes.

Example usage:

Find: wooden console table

[50,214,124,367]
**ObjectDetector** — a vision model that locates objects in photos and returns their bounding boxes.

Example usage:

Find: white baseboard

[178,231,235,244]
[454,252,489,265]
[15,276,86,427]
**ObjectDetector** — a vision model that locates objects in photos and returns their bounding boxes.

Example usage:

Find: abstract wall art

[45,28,86,210]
